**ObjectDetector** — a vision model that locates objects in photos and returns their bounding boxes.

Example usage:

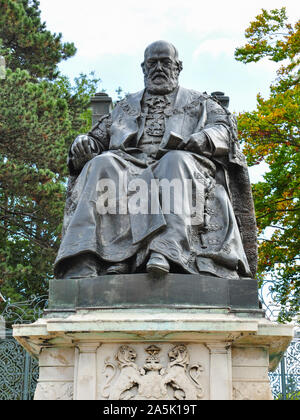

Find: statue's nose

[155,60,163,70]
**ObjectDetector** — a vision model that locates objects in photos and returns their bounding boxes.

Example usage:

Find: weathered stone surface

[232,356,270,390]
[34,347,74,400]
[35,382,73,400]
[13,309,293,400]
[98,343,208,400]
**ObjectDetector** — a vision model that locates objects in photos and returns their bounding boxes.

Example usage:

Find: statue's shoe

[60,253,99,279]
[106,262,130,274]
[146,252,170,274]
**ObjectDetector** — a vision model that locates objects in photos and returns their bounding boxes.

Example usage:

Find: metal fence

[258,278,300,400]
[0,295,46,400]
[0,290,299,400]
[268,334,300,400]
[0,331,39,400]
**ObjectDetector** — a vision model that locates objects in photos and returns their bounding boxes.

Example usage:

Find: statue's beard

[144,70,179,94]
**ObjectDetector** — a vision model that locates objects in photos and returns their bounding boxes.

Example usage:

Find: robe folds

[54,87,256,279]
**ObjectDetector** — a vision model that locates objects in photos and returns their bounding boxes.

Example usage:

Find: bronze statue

[54,41,257,280]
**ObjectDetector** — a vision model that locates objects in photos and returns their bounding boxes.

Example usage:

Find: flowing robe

[54,87,253,279]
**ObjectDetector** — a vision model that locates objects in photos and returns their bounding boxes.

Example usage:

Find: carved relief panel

[96,343,209,400]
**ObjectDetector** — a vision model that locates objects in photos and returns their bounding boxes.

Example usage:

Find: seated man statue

[54,40,256,280]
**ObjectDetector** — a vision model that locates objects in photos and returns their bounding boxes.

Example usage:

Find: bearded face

[142,41,182,94]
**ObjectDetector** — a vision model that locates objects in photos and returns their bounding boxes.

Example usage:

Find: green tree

[235,7,299,322]
[0,0,100,305]
[0,0,76,79]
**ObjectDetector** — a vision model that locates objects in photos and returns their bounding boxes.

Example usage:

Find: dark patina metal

[53,41,257,283]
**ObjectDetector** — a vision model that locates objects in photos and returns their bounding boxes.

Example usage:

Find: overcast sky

[38,0,298,181]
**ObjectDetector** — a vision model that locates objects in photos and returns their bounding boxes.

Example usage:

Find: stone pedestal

[13,275,293,400]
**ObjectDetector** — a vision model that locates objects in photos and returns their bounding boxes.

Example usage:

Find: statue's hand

[184,132,209,154]
[71,135,97,159]
[70,135,98,171]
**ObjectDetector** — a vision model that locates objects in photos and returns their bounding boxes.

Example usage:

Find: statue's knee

[91,153,115,166]
[160,150,187,166]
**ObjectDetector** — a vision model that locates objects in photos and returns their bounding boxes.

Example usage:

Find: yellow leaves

[268,108,285,119]
[276,199,289,212]
[235,6,300,322]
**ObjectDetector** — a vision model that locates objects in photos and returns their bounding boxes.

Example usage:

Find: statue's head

[141,40,183,94]
[115,345,137,367]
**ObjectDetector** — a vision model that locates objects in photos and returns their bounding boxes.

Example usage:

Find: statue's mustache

[149,70,168,80]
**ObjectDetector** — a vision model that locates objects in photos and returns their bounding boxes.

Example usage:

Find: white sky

[38,0,299,182]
